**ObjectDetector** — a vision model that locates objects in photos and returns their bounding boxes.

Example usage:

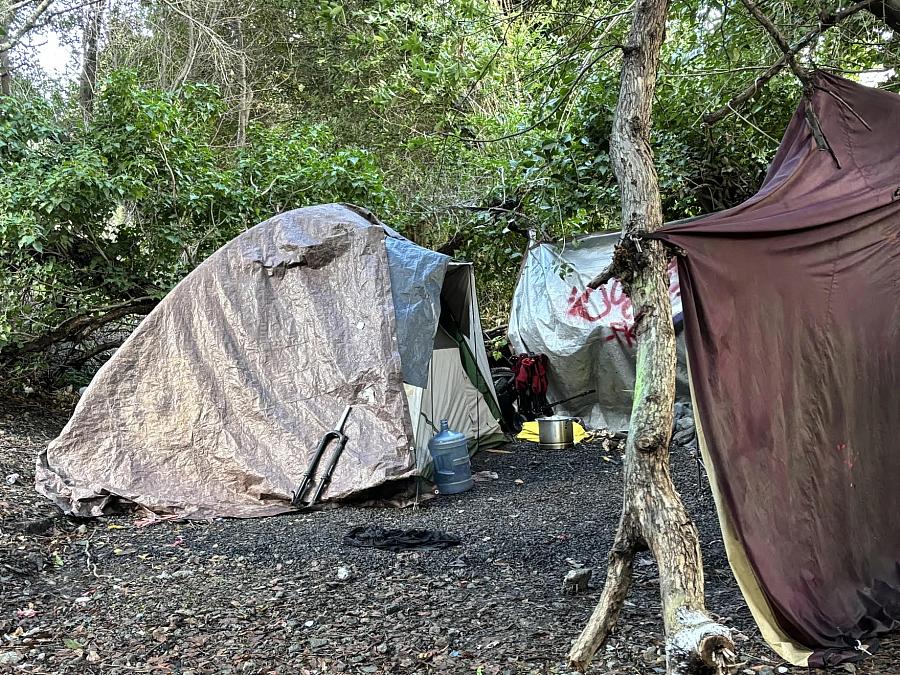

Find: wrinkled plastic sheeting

[508,232,688,431]
[36,204,417,519]
[384,235,449,388]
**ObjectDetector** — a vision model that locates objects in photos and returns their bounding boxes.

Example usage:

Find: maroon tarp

[656,73,900,666]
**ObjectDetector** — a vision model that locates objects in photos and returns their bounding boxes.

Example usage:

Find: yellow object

[516,420,592,444]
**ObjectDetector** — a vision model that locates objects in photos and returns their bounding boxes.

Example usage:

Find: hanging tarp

[508,232,688,430]
[655,72,900,667]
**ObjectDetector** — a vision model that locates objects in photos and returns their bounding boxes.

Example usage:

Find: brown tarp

[36,204,418,518]
[656,73,900,666]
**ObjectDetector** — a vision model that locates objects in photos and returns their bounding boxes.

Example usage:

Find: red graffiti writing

[563,259,682,350]
[567,287,601,322]
[605,320,637,348]
[566,280,633,324]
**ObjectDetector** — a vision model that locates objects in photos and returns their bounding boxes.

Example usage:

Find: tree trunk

[568,0,735,672]
[234,17,251,147]
[1,14,11,96]
[867,0,900,33]
[79,0,104,122]
[0,48,10,96]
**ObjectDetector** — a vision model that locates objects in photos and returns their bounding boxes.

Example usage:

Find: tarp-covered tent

[508,232,689,430]
[37,204,501,519]
[656,73,900,667]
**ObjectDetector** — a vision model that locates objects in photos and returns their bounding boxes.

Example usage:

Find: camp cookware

[292,405,353,507]
[536,415,575,449]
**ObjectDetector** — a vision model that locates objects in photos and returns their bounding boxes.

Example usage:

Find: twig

[738,0,840,164]
[463,46,622,144]
[703,0,876,125]
[587,263,616,289]
[819,86,872,129]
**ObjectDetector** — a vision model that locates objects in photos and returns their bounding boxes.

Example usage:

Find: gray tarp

[37,204,421,518]
[384,235,449,388]
[508,233,688,430]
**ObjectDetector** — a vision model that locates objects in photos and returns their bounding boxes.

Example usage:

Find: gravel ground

[0,400,896,674]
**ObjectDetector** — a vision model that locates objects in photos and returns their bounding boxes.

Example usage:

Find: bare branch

[587,262,616,289]
[0,0,54,54]
[63,340,123,370]
[703,0,876,125]
[0,296,158,362]
[738,0,809,80]
[738,0,840,162]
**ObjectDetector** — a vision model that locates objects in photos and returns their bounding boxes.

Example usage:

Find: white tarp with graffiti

[508,232,689,431]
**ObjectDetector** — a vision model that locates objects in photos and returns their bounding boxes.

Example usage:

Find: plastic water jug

[428,420,473,495]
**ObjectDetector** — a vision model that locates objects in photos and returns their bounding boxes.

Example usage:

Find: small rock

[19,516,58,535]
[309,637,328,649]
[562,568,592,596]
[0,652,21,666]
[776,669,789,674]
[86,650,101,664]
[473,471,499,482]
[336,566,352,581]
[5,473,19,485]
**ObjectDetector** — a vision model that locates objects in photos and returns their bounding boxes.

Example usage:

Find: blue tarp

[384,234,449,388]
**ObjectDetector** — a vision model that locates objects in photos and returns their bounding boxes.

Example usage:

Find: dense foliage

[0,72,389,382]
[1,0,897,387]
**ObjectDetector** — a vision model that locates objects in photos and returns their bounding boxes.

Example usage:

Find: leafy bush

[0,71,392,387]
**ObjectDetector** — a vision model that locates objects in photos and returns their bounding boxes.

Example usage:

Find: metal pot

[536,415,575,449]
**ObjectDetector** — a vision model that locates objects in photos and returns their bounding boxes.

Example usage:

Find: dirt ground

[0,400,896,674]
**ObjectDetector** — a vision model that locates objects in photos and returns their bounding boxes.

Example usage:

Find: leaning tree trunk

[568,0,735,672]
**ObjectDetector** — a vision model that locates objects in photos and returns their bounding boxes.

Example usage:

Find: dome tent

[37,204,501,519]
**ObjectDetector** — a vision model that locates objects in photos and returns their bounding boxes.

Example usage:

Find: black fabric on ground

[343,525,462,552]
